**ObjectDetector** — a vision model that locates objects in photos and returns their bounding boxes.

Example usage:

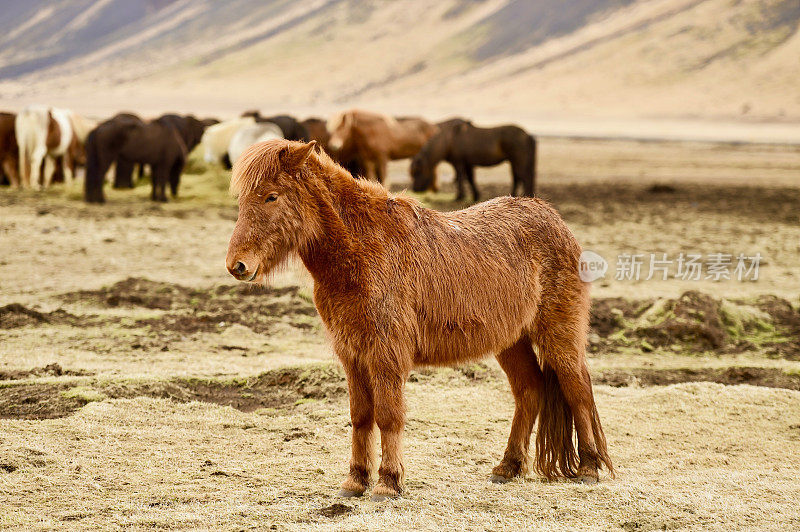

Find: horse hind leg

[533,316,613,483]
[169,158,184,197]
[491,336,543,483]
[42,156,58,189]
[29,147,47,190]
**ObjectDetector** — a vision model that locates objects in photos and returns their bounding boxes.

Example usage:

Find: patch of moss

[61,386,106,404]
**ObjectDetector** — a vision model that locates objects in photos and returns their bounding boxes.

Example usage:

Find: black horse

[410,119,536,200]
[131,114,218,184]
[84,113,187,203]
[158,114,214,152]
[241,110,309,141]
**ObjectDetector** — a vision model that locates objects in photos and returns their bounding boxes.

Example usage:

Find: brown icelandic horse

[327,110,438,185]
[0,112,19,186]
[84,113,187,203]
[411,118,537,201]
[301,117,331,152]
[225,139,612,501]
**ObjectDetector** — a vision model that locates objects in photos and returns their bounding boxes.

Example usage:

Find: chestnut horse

[411,119,537,200]
[301,117,331,152]
[327,110,438,185]
[225,139,612,501]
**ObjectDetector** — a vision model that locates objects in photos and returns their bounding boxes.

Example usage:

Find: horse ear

[279,141,317,172]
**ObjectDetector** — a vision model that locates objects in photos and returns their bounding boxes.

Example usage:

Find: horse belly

[414,297,538,366]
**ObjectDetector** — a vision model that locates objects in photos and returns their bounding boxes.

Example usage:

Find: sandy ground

[1,138,799,529]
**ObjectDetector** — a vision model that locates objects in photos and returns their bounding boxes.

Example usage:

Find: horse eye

[265,193,278,203]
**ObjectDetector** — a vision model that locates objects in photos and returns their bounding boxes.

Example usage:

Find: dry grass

[1,138,799,529]
[1,378,798,530]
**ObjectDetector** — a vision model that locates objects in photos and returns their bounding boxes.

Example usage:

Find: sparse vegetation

[1,138,798,528]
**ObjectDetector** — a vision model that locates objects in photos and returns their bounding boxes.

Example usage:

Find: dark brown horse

[301,117,331,152]
[0,112,19,186]
[132,114,216,183]
[411,119,537,200]
[84,113,187,203]
[225,139,612,501]
[241,111,309,141]
[158,114,214,153]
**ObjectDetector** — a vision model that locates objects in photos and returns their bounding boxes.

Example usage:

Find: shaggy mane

[230,139,403,206]
[230,139,286,196]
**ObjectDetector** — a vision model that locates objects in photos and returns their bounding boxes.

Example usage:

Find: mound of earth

[591,291,799,356]
[0,363,91,381]
[0,365,346,420]
[0,304,81,329]
[595,366,800,391]
[62,277,317,336]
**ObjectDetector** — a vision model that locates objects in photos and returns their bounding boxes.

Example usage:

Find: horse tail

[591,399,613,477]
[534,362,579,480]
[526,133,537,196]
[84,129,104,203]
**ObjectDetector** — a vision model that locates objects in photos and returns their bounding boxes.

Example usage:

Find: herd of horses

[0,107,538,203]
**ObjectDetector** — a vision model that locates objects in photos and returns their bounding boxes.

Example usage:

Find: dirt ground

[1,138,799,530]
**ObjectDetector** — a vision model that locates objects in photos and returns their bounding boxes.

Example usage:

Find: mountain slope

[0,0,797,123]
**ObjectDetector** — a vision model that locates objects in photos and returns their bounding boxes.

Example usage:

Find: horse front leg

[339,357,376,497]
[465,165,479,201]
[151,165,168,202]
[114,158,135,189]
[369,362,407,501]
[374,155,389,186]
[454,162,466,201]
[3,156,20,187]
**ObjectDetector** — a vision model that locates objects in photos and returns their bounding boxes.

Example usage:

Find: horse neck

[297,161,367,291]
[424,133,448,165]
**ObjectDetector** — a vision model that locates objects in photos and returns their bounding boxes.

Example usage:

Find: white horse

[15,105,76,189]
[200,117,255,167]
[227,123,283,166]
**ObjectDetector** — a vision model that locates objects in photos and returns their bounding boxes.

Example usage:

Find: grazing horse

[201,117,256,168]
[158,114,212,153]
[411,119,537,200]
[84,113,187,203]
[225,139,613,501]
[241,111,309,141]
[15,106,77,189]
[0,112,19,186]
[227,122,283,165]
[126,114,215,186]
[327,110,438,185]
[301,117,331,152]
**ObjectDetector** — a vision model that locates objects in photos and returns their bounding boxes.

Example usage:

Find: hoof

[490,474,511,484]
[370,481,401,502]
[338,488,364,498]
[572,475,599,485]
